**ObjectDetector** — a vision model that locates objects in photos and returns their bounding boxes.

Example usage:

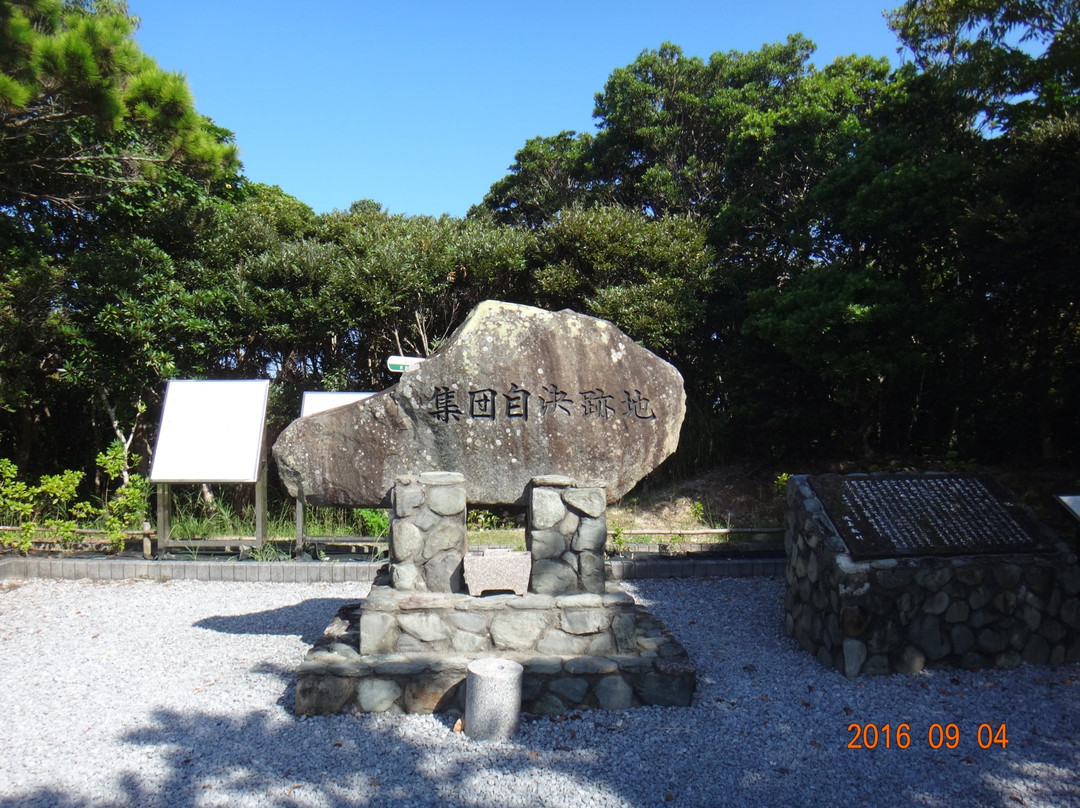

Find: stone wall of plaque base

[294,583,696,716]
[784,475,1080,676]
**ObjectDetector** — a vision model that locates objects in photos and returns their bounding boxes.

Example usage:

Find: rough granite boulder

[273,300,686,506]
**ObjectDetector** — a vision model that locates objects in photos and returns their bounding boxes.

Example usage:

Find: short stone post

[390,472,467,592]
[526,475,607,595]
[464,658,523,740]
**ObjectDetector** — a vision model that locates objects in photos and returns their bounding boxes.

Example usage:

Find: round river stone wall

[785,473,1080,676]
[294,585,697,716]
[390,472,468,593]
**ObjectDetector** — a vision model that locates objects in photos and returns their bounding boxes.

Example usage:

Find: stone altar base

[785,474,1080,676]
[295,581,696,716]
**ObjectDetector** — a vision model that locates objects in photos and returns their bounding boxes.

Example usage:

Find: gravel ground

[0,575,1077,808]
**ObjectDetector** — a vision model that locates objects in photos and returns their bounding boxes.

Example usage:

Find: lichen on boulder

[273,300,686,507]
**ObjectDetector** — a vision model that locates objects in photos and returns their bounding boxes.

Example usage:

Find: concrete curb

[0,556,380,583]
[0,554,785,584]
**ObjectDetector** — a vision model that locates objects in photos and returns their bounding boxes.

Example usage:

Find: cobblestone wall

[295,585,696,716]
[390,472,468,592]
[527,476,607,595]
[785,474,1080,676]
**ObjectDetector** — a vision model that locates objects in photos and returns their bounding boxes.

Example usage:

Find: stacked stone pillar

[527,476,607,595]
[390,472,467,592]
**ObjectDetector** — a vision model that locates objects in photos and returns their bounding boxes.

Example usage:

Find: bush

[0,445,149,554]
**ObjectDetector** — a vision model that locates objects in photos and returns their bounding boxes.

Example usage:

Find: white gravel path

[0,576,1077,808]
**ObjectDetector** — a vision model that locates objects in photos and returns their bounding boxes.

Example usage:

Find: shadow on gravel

[194,598,355,645]
[2,579,1079,807]
[0,707,651,808]
[2,697,1079,808]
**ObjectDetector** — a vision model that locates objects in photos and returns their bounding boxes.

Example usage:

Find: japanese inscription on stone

[428,384,656,424]
[810,474,1057,560]
[273,300,686,507]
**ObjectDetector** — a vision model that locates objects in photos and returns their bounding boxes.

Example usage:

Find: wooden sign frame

[295,391,376,553]
[149,380,270,555]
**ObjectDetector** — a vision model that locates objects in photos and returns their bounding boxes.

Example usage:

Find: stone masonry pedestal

[390,472,467,592]
[294,471,696,717]
[527,476,607,595]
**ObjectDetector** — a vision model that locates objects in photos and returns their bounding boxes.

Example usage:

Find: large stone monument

[273,300,686,507]
[289,301,696,717]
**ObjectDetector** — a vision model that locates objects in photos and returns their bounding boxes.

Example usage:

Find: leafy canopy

[0,0,238,212]
[888,0,1080,129]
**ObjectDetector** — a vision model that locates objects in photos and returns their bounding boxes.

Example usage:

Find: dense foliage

[479,3,1079,464]
[1,0,1077,510]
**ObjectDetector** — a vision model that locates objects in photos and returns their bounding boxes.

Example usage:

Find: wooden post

[156,483,172,557]
[295,483,305,555]
[254,441,267,546]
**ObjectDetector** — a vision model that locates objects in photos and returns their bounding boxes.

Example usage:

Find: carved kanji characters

[428,386,463,422]
[469,388,497,420]
[504,383,530,420]
[580,388,615,419]
[539,383,573,416]
[623,389,656,420]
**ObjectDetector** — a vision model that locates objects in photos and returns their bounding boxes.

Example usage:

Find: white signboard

[150,380,270,483]
[1059,495,1080,525]
[301,391,374,417]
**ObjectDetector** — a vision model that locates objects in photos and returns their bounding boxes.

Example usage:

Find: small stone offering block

[465,658,523,740]
[464,548,531,596]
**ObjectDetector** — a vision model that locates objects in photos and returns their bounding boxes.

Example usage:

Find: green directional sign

[387,355,424,373]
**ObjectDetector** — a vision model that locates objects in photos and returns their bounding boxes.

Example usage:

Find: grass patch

[467,528,526,551]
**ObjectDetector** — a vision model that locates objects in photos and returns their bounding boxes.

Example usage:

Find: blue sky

[133,1,905,218]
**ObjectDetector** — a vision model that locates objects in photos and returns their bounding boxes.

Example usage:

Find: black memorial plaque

[809,474,1057,560]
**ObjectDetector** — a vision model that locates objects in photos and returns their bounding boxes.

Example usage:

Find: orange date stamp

[846,722,1009,750]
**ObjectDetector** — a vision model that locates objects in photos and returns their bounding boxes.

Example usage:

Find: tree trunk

[16,407,35,470]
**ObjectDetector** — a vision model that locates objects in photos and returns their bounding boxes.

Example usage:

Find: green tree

[0,0,237,211]
[880,0,1080,461]
[764,64,985,456]
[310,204,532,379]
[179,189,533,435]
[950,116,1080,460]
[530,205,712,361]
[744,263,935,455]
[0,226,67,467]
[479,39,906,459]
[888,0,1079,130]
[587,38,892,244]
[476,131,596,228]
[0,0,241,475]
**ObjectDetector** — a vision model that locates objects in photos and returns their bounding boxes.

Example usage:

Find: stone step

[295,582,697,716]
[295,647,696,716]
